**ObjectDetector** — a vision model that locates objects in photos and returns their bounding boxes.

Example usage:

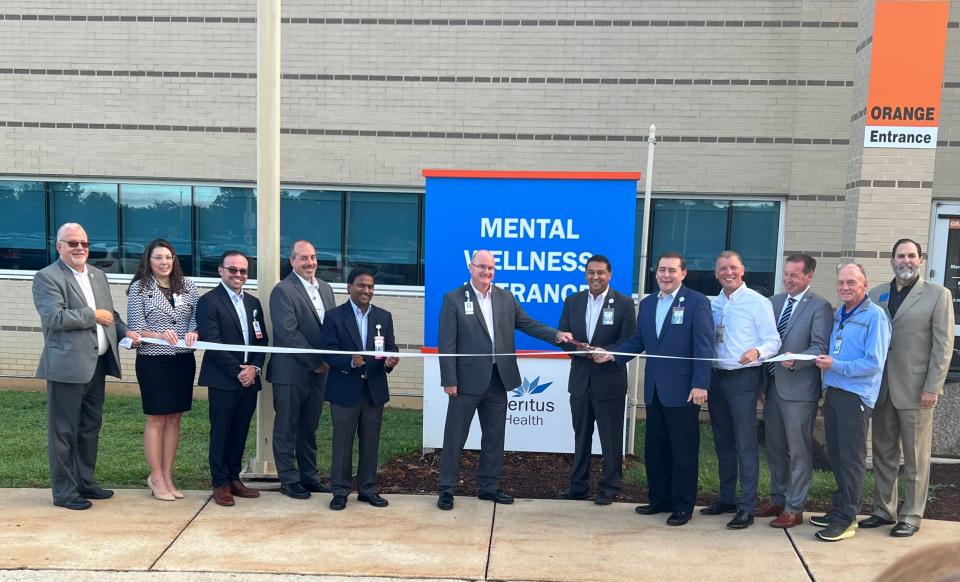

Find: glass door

[929,202,960,376]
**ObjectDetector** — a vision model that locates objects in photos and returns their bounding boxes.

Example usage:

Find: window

[279,189,343,282]
[120,184,193,274]
[48,182,119,273]
[344,192,420,286]
[635,198,782,297]
[0,181,45,270]
[195,186,257,278]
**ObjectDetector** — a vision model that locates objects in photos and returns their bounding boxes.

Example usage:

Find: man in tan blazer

[862,238,954,537]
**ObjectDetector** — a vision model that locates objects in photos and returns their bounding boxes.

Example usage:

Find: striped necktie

[768,297,795,374]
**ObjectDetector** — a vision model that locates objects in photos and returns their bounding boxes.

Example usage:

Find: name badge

[715,325,725,344]
[879,292,889,303]
[602,308,614,326]
[374,324,385,359]
[252,319,263,340]
[832,337,842,355]
[464,300,474,316]
[671,306,684,325]
[172,293,183,308]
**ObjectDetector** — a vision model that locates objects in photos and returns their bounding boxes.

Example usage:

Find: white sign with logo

[422,357,609,454]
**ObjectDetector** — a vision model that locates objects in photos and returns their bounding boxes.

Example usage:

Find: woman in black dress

[127,239,199,501]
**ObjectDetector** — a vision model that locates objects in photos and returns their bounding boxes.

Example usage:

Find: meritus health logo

[863,1,949,149]
[507,376,556,426]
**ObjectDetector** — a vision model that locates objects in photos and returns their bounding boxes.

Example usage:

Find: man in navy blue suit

[594,251,714,526]
[321,267,399,511]
[197,251,269,507]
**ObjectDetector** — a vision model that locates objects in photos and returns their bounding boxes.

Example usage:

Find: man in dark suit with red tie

[197,251,269,507]
[557,255,636,505]
[321,267,399,510]
[594,251,714,526]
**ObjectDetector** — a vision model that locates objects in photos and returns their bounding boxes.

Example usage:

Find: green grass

[2,390,421,490]
[2,389,872,503]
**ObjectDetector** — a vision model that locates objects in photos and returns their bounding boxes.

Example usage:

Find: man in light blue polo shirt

[810,263,891,542]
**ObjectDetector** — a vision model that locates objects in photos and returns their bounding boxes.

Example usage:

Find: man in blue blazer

[321,267,399,510]
[197,251,269,507]
[594,251,714,526]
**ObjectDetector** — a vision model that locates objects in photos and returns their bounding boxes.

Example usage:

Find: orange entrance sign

[864,1,949,148]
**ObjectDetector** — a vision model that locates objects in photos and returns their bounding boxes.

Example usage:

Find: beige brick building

[1,0,958,400]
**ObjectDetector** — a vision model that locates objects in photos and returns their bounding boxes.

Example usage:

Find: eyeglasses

[470,263,495,272]
[60,240,90,249]
[221,266,249,276]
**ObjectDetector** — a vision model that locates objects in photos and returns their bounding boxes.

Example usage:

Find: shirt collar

[349,298,369,316]
[295,271,318,290]
[659,284,681,302]
[221,281,243,302]
[588,287,610,303]
[722,282,748,300]
[788,286,809,302]
[63,261,86,276]
[471,282,492,300]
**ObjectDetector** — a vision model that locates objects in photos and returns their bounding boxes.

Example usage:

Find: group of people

[32,224,399,512]
[31,223,953,544]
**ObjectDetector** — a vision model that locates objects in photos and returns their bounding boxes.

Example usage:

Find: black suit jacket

[197,284,268,391]
[558,289,636,399]
[321,301,398,407]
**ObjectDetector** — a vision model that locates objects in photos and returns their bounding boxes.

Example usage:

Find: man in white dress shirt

[701,250,781,529]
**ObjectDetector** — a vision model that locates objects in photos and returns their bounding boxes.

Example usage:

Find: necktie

[768,297,795,374]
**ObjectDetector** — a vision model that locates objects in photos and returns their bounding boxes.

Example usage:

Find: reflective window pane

[729,201,780,296]
[195,187,256,278]
[120,184,193,275]
[345,192,419,286]
[279,189,343,282]
[647,199,729,295]
[48,182,120,273]
[0,181,46,270]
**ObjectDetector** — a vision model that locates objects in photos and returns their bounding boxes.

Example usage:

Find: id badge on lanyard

[252,309,263,340]
[374,324,385,359]
[464,290,474,316]
[671,306,684,325]
[833,335,842,355]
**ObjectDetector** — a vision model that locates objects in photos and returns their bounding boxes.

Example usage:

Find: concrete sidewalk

[2,489,958,581]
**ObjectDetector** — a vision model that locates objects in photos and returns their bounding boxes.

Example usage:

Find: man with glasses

[436,250,574,510]
[33,222,141,510]
[197,251,269,507]
[266,240,336,500]
[862,239,953,537]
[810,263,891,542]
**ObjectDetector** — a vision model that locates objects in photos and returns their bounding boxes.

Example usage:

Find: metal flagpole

[245,0,282,477]
[626,124,656,456]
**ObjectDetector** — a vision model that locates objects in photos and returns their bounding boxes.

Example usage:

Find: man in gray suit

[436,250,573,510]
[861,238,954,537]
[756,253,832,528]
[32,223,141,510]
[266,240,337,499]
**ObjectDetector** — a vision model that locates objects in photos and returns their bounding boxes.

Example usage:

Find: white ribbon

[137,336,810,363]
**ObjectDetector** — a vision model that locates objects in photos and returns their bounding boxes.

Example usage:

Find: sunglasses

[221,266,249,276]
[60,240,90,249]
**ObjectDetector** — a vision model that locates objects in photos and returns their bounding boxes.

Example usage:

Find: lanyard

[839,297,867,329]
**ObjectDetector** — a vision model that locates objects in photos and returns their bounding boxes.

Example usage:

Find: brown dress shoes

[213,484,235,506]
[754,500,784,518]
[770,511,803,528]
[230,480,260,498]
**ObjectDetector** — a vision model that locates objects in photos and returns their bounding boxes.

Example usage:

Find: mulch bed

[379,451,960,522]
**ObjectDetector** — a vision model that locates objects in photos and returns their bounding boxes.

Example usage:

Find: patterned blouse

[127,277,200,356]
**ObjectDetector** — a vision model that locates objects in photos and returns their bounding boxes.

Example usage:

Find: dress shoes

[212,485,235,507]
[437,492,454,510]
[754,500,784,518]
[78,486,114,500]
[858,515,896,529]
[559,489,590,501]
[478,489,514,504]
[358,493,389,507]
[594,492,616,506]
[329,495,348,510]
[302,480,331,494]
[666,511,691,526]
[726,510,754,529]
[148,477,175,502]
[700,501,738,515]
[229,480,260,498]
[53,496,92,510]
[891,522,919,537]
[770,511,803,529]
[280,483,311,500]
[634,504,669,515]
